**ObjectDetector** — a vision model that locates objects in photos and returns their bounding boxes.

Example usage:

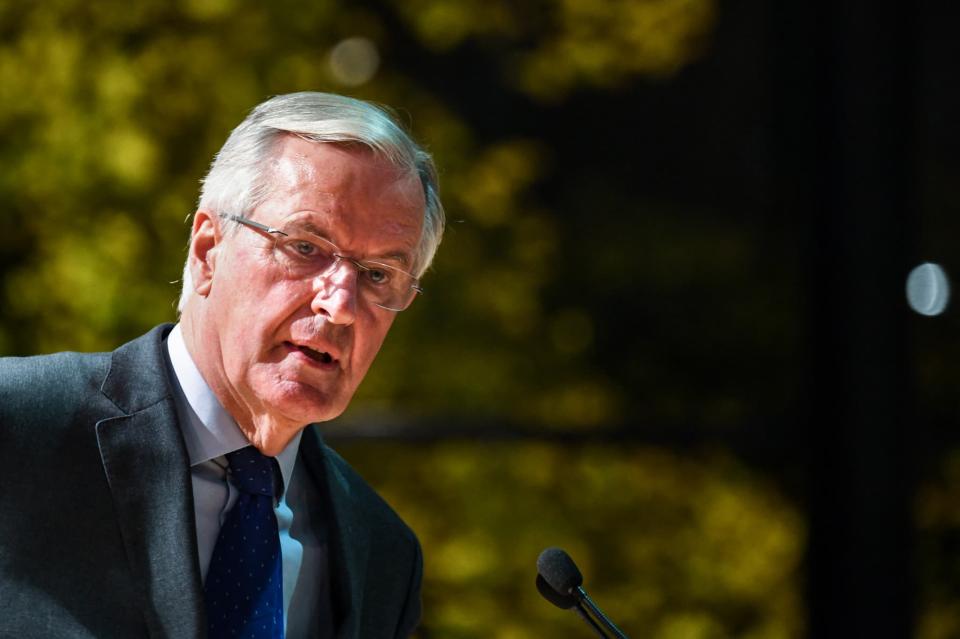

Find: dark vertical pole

[772,2,917,636]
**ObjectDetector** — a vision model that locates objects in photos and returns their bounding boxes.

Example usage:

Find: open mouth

[287,342,334,364]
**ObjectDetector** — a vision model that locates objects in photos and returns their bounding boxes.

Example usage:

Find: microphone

[536,547,630,639]
[535,574,578,609]
[536,574,610,638]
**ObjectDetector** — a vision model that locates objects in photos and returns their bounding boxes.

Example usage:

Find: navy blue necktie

[204,446,284,639]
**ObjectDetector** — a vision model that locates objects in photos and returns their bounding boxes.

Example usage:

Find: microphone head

[537,547,583,595]
[536,574,578,609]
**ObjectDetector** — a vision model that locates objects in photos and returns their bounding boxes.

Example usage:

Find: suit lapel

[301,427,370,639]
[95,325,205,639]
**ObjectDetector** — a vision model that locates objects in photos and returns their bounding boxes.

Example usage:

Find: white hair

[178,91,444,311]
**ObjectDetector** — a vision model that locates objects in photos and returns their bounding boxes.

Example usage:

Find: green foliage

[0,0,751,433]
[916,450,960,639]
[0,2,816,636]
[388,0,716,99]
[336,440,805,638]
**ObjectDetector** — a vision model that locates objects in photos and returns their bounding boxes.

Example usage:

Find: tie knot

[225,446,281,498]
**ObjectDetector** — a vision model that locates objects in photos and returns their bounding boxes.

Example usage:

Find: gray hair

[178,91,444,311]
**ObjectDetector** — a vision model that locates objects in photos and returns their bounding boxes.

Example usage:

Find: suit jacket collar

[95,324,205,639]
[300,426,371,639]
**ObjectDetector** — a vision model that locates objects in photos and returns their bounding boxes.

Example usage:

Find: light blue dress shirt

[164,324,333,638]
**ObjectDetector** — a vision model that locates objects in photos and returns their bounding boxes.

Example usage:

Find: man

[0,92,444,638]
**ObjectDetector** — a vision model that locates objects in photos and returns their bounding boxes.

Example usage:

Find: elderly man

[0,92,443,639]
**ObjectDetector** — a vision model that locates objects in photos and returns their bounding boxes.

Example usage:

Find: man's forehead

[267,136,410,188]
[257,136,424,251]
[268,142,318,187]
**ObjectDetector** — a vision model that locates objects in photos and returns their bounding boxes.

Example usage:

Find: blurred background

[1,0,959,636]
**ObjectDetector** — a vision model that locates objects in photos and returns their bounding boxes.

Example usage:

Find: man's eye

[292,240,318,257]
[365,268,390,285]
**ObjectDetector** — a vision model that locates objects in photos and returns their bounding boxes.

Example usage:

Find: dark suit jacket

[0,324,422,638]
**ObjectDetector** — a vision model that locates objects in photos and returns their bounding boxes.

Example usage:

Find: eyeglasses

[224,214,423,312]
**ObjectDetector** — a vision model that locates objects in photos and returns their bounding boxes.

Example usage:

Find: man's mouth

[287,342,334,365]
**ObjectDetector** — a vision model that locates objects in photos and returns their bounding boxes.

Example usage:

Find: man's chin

[265,380,349,426]
[248,378,353,428]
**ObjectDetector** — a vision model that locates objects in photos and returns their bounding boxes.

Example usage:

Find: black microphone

[536,573,578,609]
[536,547,630,639]
[536,574,610,638]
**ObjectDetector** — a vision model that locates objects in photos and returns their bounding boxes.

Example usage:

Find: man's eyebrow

[298,220,329,238]
[293,219,413,267]
[376,251,411,267]
[362,248,412,268]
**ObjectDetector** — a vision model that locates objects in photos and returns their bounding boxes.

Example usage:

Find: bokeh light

[328,37,380,87]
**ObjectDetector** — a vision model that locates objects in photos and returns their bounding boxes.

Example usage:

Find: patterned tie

[204,446,284,639]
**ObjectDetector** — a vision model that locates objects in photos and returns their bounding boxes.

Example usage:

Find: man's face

[188,137,424,449]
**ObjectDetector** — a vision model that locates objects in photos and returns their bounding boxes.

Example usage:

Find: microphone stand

[573,602,610,638]
[575,586,630,639]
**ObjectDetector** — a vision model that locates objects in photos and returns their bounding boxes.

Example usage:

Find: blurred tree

[916,451,960,639]
[0,1,816,637]
[339,441,804,638]
[0,0,754,434]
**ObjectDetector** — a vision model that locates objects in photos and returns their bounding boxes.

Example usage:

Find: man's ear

[188,210,220,297]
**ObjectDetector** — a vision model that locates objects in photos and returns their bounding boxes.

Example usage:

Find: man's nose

[310,260,358,325]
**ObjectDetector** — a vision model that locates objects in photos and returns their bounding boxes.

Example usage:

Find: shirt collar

[166,323,302,490]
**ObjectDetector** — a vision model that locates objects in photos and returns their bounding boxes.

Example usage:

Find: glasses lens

[356,262,420,311]
[266,224,340,276]
[271,222,420,311]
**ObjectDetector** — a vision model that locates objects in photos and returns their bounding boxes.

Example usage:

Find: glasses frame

[223,214,423,312]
